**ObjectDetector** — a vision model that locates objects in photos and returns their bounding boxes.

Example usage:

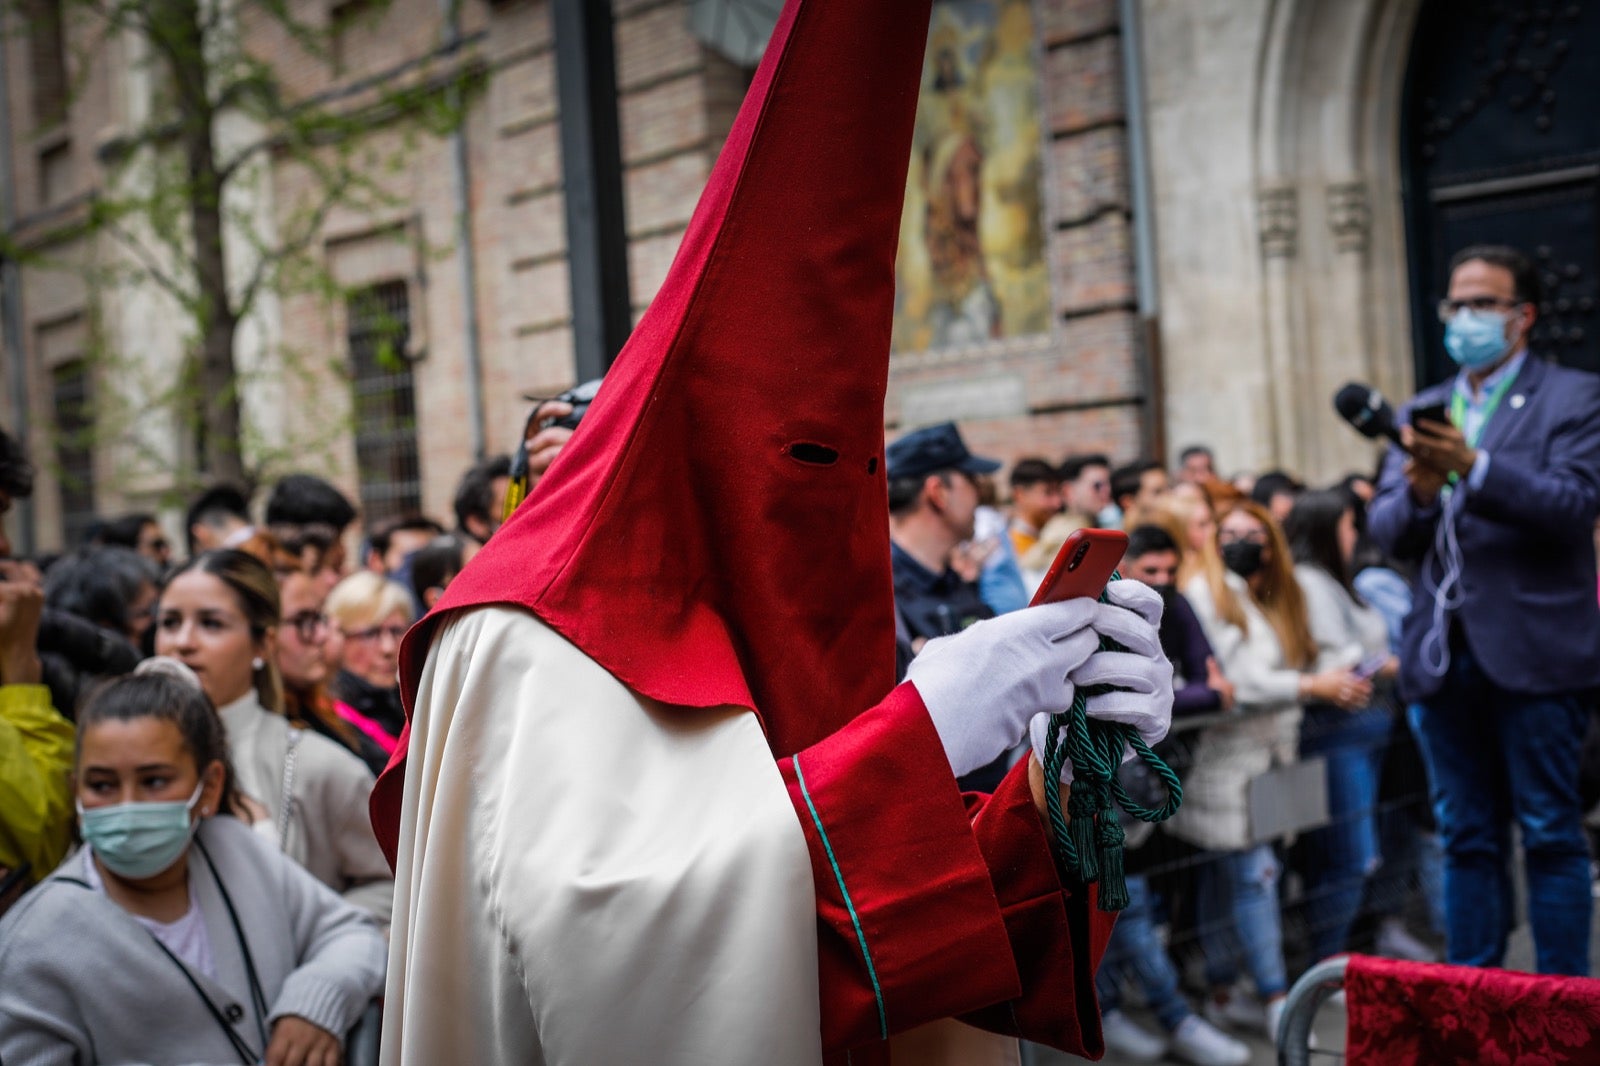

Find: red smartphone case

[1030,528,1129,607]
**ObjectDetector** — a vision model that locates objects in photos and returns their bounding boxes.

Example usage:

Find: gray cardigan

[0,815,386,1065]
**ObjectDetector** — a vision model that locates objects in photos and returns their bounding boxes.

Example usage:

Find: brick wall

[0,1,122,551]
[1,0,1151,548]
[249,0,740,529]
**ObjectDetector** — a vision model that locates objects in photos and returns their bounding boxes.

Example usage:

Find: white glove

[906,598,1103,778]
[1029,580,1175,783]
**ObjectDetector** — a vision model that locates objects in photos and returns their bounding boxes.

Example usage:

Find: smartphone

[1354,653,1389,680]
[1030,528,1129,607]
[1411,401,1450,430]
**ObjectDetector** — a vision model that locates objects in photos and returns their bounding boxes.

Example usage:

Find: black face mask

[1221,540,1265,579]
[1151,583,1179,612]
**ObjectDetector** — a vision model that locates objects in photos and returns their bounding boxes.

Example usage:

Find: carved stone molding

[1258,186,1299,259]
[1327,181,1371,254]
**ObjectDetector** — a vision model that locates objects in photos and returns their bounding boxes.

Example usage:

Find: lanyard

[1450,368,1519,449]
[61,837,273,1063]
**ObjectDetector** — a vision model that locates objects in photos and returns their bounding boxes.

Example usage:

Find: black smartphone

[1411,402,1450,430]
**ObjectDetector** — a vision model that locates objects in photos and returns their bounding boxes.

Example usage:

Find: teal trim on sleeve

[793,754,888,1040]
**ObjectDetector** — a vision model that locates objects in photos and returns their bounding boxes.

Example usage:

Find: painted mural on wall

[894,0,1049,353]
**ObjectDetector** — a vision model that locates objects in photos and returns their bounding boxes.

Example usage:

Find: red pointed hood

[372,0,934,860]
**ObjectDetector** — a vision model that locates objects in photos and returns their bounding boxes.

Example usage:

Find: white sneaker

[1169,1015,1250,1066]
[1377,917,1441,963]
[1202,988,1266,1034]
[1265,996,1286,1047]
[1100,1008,1167,1062]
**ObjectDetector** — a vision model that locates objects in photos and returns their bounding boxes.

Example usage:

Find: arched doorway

[1403,1,1600,387]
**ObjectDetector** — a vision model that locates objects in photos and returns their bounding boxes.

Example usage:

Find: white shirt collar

[1454,348,1528,402]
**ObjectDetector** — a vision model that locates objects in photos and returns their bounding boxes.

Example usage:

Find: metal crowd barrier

[347,1000,382,1066]
[1277,956,1348,1065]
[1097,691,1442,1025]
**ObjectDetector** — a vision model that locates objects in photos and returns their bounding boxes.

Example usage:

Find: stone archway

[1140,0,1423,483]
[1249,0,1424,481]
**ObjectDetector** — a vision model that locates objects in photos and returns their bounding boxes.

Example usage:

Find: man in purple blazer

[1369,244,1600,976]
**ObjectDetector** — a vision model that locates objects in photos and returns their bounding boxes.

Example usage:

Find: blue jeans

[1408,646,1592,975]
[1375,809,1445,937]
[1196,844,1288,999]
[1095,874,1194,1032]
[1299,703,1393,959]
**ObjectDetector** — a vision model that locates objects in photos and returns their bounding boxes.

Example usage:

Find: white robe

[381,605,824,1065]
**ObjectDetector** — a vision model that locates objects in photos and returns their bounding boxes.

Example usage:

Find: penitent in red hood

[371,0,935,863]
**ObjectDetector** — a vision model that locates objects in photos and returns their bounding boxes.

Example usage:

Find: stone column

[1257,183,1308,476]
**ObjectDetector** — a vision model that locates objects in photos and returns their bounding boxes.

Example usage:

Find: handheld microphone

[1334,383,1408,451]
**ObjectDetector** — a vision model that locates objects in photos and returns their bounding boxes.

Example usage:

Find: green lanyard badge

[1449,370,1518,449]
[1441,369,1518,489]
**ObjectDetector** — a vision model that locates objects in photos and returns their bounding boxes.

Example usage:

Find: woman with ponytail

[156,550,393,922]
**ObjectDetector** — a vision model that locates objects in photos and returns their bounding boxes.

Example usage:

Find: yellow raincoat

[0,684,74,881]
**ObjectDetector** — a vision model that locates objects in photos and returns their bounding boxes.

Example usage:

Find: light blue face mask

[78,781,205,880]
[1444,308,1513,370]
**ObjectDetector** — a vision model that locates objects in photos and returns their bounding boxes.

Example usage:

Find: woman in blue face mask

[0,660,386,1066]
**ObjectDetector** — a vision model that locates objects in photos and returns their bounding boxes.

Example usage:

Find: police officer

[886,421,1002,656]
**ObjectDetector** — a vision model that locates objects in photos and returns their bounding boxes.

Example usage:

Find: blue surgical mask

[78,781,204,880]
[1444,308,1512,370]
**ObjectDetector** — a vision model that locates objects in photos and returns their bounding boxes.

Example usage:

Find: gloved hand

[906,597,1103,778]
[1029,580,1174,783]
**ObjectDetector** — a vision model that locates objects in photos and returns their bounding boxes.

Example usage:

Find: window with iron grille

[25,0,68,128]
[51,360,95,548]
[346,281,420,524]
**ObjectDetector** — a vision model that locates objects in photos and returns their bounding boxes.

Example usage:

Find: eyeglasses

[284,610,330,642]
[1436,296,1523,322]
[343,623,408,644]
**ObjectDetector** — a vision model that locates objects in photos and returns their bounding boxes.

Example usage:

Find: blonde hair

[1123,504,1186,551]
[325,571,416,631]
[1019,511,1092,573]
[1150,493,1216,589]
[1203,499,1317,670]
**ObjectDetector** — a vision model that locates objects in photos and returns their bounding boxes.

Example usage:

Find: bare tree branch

[98,213,197,310]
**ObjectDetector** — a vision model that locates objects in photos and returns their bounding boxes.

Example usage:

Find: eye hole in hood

[786,442,840,466]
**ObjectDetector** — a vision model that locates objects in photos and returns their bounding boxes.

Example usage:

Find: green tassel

[1095,816,1129,912]
[1039,572,1184,899]
[1067,786,1101,883]
[1042,712,1076,868]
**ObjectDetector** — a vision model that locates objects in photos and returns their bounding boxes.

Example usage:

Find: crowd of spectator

[0,420,512,1064]
[882,426,1512,1065]
[1,237,1597,1066]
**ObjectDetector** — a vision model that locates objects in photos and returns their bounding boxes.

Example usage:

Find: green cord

[1041,572,1182,911]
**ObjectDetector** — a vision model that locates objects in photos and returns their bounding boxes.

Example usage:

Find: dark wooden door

[1403,1,1600,387]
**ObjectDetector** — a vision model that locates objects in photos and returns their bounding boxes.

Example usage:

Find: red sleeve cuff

[959,758,1113,1058]
[780,682,1020,1051]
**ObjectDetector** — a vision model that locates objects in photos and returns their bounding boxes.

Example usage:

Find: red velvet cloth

[1345,955,1600,1065]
